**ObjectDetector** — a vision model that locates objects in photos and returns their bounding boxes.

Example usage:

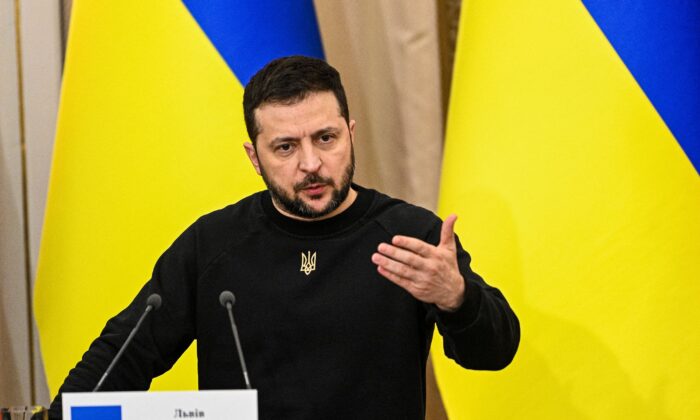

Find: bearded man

[49,56,519,419]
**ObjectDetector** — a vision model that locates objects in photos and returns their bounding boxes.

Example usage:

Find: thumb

[439,214,458,250]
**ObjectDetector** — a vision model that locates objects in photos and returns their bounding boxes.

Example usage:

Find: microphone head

[146,293,162,311]
[219,290,236,307]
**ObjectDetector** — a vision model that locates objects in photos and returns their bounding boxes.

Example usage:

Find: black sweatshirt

[50,185,519,419]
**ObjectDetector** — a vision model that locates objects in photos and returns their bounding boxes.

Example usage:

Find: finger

[391,235,433,257]
[371,252,419,281]
[377,243,426,269]
[375,265,414,293]
[439,214,458,249]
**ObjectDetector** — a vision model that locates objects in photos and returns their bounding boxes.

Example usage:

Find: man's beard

[260,148,355,219]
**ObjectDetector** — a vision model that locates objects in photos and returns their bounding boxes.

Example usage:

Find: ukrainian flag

[436,1,700,419]
[34,0,323,395]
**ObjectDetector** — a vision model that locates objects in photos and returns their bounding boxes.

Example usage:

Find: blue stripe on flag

[181,0,325,86]
[582,0,700,174]
[71,405,122,420]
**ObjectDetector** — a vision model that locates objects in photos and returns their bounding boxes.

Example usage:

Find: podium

[62,390,257,420]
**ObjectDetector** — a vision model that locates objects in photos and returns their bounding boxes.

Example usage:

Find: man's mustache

[294,174,335,192]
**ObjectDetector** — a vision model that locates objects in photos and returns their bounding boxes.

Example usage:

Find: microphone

[93,293,162,392]
[219,290,252,389]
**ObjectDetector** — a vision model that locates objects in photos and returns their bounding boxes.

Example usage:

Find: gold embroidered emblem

[300,251,316,275]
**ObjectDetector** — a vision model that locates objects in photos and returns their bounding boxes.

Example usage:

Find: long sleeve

[373,198,521,371]
[433,238,520,370]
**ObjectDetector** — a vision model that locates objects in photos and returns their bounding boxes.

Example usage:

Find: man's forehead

[256,91,341,114]
[254,92,345,136]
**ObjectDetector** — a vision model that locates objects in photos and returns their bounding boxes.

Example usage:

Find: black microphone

[93,293,162,392]
[219,290,252,389]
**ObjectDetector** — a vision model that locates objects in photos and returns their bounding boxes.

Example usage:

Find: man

[49,56,519,419]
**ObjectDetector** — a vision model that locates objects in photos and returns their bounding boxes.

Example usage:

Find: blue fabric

[71,405,121,420]
[181,0,325,86]
[582,0,700,173]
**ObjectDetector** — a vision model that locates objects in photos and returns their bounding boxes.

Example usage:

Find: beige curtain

[1,0,62,408]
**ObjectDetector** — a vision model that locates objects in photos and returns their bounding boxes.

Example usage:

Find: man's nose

[298,143,322,173]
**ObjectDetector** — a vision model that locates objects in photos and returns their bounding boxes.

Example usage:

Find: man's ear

[243,142,262,175]
[349,119,356,145]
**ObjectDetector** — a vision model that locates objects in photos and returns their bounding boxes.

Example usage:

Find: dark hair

[243,55,350,144]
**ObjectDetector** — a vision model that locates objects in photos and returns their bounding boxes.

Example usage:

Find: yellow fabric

[34,0,262,395]
[435,0,700,418]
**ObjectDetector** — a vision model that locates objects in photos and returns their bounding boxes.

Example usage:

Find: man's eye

[320,134,334,142]
[277,144,292,152]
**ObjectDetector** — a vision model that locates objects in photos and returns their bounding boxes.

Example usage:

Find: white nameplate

[63,389,257,420]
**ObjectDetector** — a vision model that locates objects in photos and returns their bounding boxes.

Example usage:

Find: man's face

[244,91,356,220]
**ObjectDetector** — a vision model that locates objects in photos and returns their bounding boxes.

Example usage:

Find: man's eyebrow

[269,127,341,145]
[270,135,300,145]
[311,126,341,138]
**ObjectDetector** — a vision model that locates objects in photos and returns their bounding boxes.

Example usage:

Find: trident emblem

[300,251,317,275]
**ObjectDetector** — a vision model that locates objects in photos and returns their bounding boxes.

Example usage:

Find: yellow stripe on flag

[436,1,700,418]
[34,0,262,395]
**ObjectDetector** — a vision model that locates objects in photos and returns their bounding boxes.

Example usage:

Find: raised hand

[371,214,466,311]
